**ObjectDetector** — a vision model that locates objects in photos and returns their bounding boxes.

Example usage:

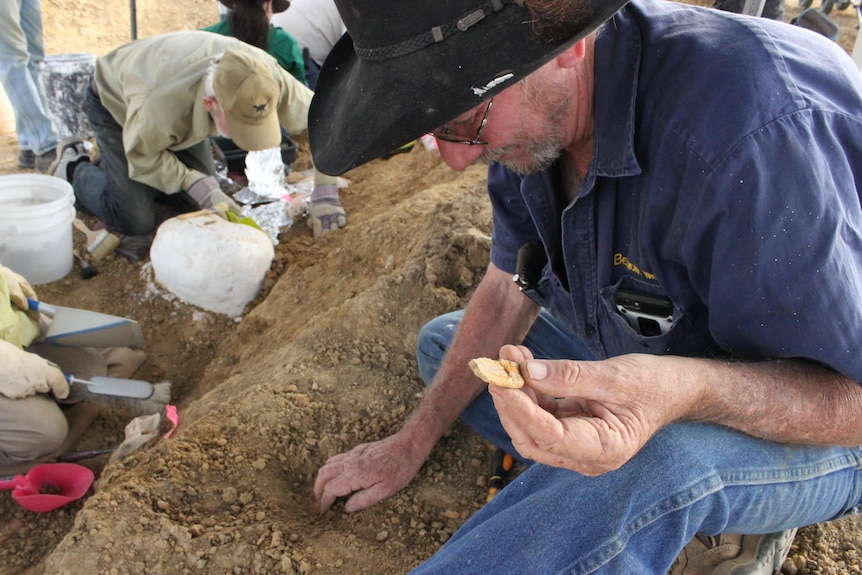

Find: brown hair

[229,0,271,52]
[524,0,597,44]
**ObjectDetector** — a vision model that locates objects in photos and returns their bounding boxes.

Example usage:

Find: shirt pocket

[598,276,713,357]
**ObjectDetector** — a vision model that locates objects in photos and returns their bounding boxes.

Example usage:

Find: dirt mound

[40,150,495,575]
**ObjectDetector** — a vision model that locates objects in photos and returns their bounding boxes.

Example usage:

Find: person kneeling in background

[51,31,346,242]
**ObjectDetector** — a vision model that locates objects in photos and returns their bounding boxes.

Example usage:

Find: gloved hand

[187,176,241,214]
[0,265,38,320]
[0,340,69,400]
[307,183,347,238]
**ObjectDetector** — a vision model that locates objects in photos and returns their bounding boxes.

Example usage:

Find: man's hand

[0,265,38,320]
[488,345,701,476]
[307,183,347,238]
[314,431,427,514]
[0,340,69,400]
[187,176,241,214]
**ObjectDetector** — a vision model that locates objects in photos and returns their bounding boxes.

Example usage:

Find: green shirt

[202,20,307,86]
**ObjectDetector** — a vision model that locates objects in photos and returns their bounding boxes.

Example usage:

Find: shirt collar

[591,9,642,179]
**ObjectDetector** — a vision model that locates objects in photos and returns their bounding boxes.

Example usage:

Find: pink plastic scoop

[0,463,94,512]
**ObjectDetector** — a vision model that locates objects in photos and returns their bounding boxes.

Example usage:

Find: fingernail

[527,361,548,380]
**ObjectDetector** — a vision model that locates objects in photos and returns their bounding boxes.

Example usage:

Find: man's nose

[436,140,487,172]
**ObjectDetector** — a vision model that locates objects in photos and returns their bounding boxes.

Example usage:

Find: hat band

[354,0,525,62]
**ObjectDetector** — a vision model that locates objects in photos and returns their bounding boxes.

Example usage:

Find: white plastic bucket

[0,174,75,285]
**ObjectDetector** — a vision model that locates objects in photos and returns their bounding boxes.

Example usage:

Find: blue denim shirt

[487,0,862,382]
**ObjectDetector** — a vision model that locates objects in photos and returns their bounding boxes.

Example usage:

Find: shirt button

[585,325,596,335]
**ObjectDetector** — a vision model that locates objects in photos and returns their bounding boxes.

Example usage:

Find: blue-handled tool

[65,374,155,399]
[27,298,144,348]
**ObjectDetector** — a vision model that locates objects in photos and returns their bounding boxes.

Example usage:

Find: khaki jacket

[95,31,317,193]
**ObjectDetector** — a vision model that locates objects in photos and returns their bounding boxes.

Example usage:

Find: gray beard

[479,139,563,175]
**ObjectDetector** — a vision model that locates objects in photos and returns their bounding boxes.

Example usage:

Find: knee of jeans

[416,314,460,385]
[106,203,156,236]
[120,217,156,237]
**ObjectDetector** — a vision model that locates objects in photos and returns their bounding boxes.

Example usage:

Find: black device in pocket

[513,241,547,292]
[614,289,673,337]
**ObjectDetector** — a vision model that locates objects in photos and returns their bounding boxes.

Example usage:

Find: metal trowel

[65,374,155,399]
[27,298,145,348]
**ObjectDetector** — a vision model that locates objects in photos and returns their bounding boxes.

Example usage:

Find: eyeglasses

[432,98,493,145]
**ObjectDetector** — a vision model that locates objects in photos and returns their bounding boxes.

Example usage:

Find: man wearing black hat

[310,0,862,573]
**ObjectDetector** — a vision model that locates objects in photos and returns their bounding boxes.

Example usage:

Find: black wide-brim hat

[309,0,629,176]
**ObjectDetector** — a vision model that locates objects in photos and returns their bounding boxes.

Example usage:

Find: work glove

[0,265,38,320]
[187,176,242,214]
[0,340,69,400]
[307,183,347,238]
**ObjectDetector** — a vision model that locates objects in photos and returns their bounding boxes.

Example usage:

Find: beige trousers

[0,344,145,476]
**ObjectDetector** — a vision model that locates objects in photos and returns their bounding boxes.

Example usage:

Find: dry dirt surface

[1,1,861,574]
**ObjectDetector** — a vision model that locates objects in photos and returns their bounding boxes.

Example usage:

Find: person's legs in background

[760,0,786,21]
[70,84,167,235]
[713,0,786,20]
[0,0,59,172]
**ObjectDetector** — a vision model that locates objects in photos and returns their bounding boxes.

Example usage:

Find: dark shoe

[115,234,152,261]
[49,136,89,182]
[17,149,35,169]
[670,529,797,575]
[35,148,58,173]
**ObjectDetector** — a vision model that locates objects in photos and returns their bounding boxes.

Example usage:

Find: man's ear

[557,39,587,69]
[203,95,218,112]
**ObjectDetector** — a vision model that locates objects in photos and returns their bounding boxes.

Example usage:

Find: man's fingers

[317,486,338,514]
[314,463,341,510]
[499,344,533,364]
[344,482,390,513]
[521,358,587,399]
[490,384,569,460]
[315,466,362,514]
[488,385,542,451]
[315,467,390,514]
[323,451,348,467]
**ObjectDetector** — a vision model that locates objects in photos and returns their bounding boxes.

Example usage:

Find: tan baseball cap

[213,50,281,151]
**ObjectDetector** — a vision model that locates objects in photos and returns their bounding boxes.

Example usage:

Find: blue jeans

[73,83,212,235]
[0,0,58,155]
[412,309,862,574]
[417,309,595,460]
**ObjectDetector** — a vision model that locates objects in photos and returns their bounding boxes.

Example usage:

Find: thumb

[47,369,70,399]
[522,358,583,398]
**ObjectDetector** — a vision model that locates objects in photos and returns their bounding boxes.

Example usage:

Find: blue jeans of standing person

[0,0,58,156]
[72,82,211,236]
[413,309,862,574]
